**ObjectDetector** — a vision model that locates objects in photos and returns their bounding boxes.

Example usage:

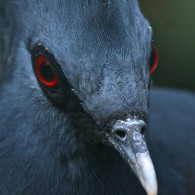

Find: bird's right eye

[31,43,82,112]
[36,56,58,88]
[31,43,66,108]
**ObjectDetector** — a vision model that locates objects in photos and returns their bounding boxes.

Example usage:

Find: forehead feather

[17,0,152,55]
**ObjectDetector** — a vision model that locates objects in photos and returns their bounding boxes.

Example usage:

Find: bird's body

[148,88,195,195]
[0,1,195,195]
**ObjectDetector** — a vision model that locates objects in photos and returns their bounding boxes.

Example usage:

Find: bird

[0,0,194,195]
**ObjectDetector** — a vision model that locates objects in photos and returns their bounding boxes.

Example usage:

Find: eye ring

[36,56,58,87]
[150,45,159,74]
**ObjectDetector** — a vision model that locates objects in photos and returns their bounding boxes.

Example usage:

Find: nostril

[114,130,126,140]
[141,126,146,135]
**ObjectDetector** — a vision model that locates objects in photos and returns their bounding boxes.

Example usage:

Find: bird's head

[9,1,158,194]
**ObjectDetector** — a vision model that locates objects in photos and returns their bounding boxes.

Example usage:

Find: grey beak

[108,118,158,195]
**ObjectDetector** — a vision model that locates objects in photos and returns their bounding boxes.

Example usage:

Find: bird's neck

[59,143,144,194]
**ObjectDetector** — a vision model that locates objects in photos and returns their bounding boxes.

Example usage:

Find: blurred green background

[139,0,195,91]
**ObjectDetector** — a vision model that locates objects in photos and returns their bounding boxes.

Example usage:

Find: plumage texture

[147,88,195,194]
[0,0,15,85]
[0,1,195,195]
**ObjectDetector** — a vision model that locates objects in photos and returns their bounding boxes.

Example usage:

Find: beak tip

[144,182,158,195]
[140,175,158,195]
[136,152,158,195]
[145,188,158,195]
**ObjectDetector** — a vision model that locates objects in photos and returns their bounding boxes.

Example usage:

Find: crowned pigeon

[0,1,194,195]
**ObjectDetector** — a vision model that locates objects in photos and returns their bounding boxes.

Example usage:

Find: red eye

[36,56,58,87]
[150,45,159,74]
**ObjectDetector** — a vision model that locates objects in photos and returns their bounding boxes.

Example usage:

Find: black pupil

[149,49,155,69]
[39,63,55,82]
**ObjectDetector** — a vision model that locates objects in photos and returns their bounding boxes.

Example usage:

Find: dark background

[139,0,195,91]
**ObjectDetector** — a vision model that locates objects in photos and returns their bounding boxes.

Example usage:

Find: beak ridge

[109,119,158,195]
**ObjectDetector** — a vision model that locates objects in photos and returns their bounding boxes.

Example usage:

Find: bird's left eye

[36,56,58,87]
[149,45,159,74]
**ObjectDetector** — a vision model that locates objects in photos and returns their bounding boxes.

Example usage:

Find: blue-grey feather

[0,1,194,195]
